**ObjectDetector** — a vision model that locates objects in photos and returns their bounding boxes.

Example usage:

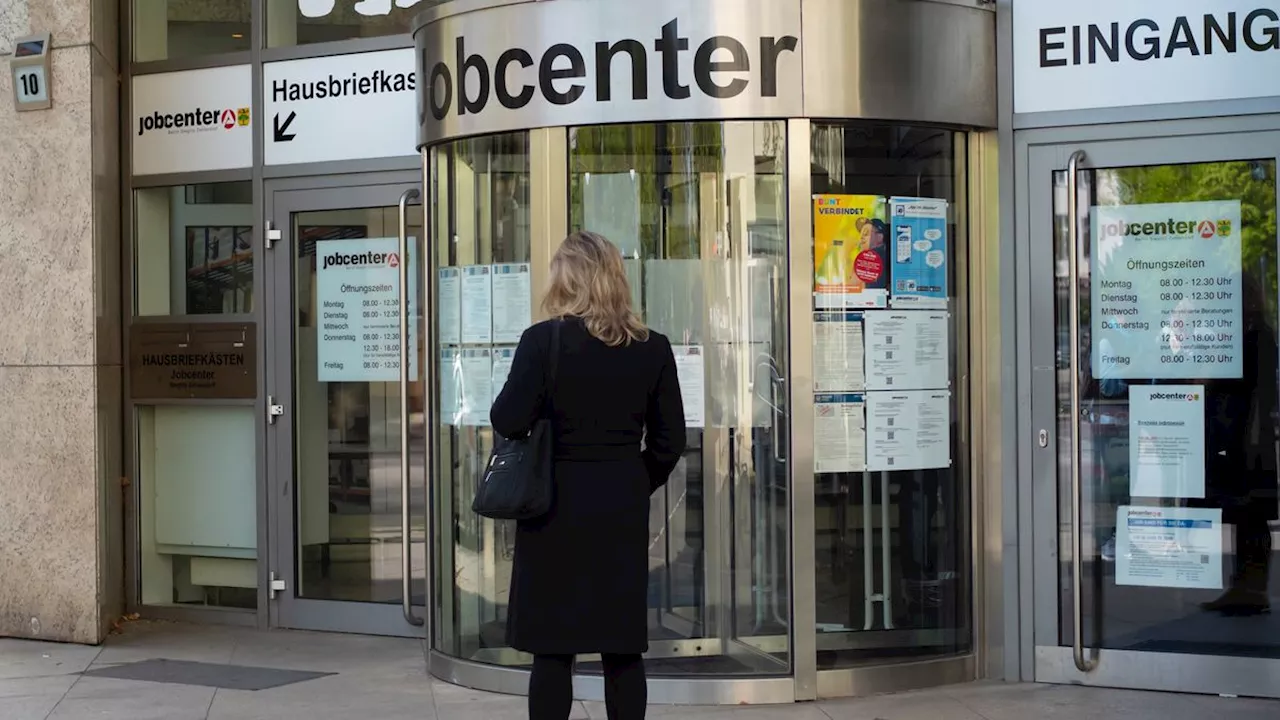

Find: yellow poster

[813,195,889,308]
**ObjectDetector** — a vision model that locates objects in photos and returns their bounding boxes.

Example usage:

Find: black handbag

[472,321,560,520]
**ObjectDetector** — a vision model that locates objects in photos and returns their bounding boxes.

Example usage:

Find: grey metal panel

[428,651,799,705]
[815,655,975,698]
[251,0,270,631]
[413,0,997,147]
[1015,97,1280,132]
[994,0,1031,686]
[263,157,422,180]
[1036,647,1280,699]
[131,170,253,189]
[786,118,818,702]
[800,0,996,128]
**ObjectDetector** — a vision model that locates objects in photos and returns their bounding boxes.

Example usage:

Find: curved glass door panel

[808,123,972,668]
[429,133,533,661]
[567,121,792,676]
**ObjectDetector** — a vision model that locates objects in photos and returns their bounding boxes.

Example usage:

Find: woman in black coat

[490,230,687,720]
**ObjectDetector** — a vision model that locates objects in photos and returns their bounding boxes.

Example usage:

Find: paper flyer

[1116,506,1222,590]
[1128,385,1206,499]
[813,312,865,393]
[865,390,951,472]
[438,267,461,346]
[491,347,516,400]
[314,237,419,383]
[491,263,532,344]
[889,197,949,308]
[440,348,460,426]
[458,347,493,427]
[672,345,707,428]
[813,195,889,309]
[460,265,493,345]
[863,311,949,391]
[814,393,866,474]
[1091,200,1242,380]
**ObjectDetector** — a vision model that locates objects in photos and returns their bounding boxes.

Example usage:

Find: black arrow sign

[273,111,296,143]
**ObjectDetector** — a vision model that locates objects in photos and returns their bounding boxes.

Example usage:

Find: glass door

[267,179,427,637]
[1030,133,1280,696]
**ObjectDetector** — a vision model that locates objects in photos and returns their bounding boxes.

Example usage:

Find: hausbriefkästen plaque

[129,323,256,399]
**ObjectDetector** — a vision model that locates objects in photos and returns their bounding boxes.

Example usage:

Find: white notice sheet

[460,265,493,344]
[863,310,949,391]
[491,263,532,343]
[491,347,516,402]
[440,348,460,426]
[672,345,707,428]
[458,348,493,427]
[865,390,951,471]
[1116,506,1223,590]
[1129,385,1206,499]
[438,267,461,346]
[813,312,865,393]
[814,393,867,474]
[314,237,419,382]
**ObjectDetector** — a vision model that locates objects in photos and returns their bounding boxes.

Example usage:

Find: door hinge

[267,395,285,424]
[266,221,282,249]
[269,571,286,599]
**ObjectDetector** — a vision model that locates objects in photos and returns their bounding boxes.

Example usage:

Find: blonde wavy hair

[543,231,649,347]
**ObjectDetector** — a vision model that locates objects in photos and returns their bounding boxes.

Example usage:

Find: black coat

[490,318,687,655]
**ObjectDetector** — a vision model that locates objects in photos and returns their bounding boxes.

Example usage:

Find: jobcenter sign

[416,0,804,142]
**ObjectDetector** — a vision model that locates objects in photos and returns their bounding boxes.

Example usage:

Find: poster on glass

[813,195,889,309]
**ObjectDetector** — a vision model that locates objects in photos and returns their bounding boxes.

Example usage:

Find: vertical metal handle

[399,187,425,627]
[1066,151,1096,672]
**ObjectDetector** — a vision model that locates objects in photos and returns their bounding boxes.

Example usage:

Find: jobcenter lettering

[427,18,799,120]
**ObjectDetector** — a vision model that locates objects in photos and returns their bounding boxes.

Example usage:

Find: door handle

[1066,150,1097,672]
[398,187,424,628]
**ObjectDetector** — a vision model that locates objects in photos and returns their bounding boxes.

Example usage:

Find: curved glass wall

[426,121,972,689]
[569,122,792,675]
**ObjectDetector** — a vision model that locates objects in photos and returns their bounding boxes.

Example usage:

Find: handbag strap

[545,319,561,412]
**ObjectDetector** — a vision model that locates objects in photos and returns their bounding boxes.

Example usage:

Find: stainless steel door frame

[265,176,427,638]
[1027,131,1280,696]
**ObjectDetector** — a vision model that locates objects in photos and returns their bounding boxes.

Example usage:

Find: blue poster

[889,197,948,308]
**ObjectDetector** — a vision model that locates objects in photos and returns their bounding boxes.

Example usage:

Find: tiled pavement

[0,621,1276,719]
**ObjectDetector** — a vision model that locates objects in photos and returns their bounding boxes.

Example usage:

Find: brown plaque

[129,323,257,400]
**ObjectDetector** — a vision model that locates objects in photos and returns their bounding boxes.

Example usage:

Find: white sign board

[1091,201,1243,380]
[1116,506,1222,590]
[315,238,419,383]
[1129,385,1206,499]
[132,65,252,175]
[1014,1,1280,114]
[263,49,418,165]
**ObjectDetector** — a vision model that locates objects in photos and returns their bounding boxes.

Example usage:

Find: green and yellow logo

[237,107,250,127]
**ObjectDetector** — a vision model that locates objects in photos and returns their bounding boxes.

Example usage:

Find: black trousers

[529,653,646,720]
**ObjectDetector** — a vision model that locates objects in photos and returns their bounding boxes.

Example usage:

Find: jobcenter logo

[322,250,399,270]
[137,106,251,137]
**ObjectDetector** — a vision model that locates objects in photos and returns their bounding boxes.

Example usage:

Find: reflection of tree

[1105,161,1278,319]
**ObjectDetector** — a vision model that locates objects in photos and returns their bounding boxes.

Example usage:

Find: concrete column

[0,0,123,644]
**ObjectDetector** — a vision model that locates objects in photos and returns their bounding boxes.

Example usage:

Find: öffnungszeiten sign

[1091,201,1242,380]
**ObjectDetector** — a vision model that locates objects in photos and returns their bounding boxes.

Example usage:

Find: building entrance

[265,176,429,637]
[1026,131,1280,697]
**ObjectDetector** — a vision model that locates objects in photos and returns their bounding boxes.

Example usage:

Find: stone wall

[0,0,122,645]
